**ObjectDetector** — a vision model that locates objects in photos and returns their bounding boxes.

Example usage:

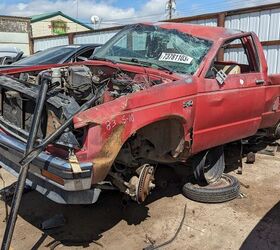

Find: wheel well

[116,118,186,166]
[136,118,185,155]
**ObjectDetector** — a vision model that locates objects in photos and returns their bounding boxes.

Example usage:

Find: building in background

[0,15,31,55]
[31,11,92,38]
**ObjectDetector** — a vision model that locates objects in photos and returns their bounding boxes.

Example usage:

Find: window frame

[205,34,261,78]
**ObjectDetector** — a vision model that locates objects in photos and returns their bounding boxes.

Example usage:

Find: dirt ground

[0,145,280,250]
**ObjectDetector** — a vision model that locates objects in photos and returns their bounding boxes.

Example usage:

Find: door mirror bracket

[211,67,227,85]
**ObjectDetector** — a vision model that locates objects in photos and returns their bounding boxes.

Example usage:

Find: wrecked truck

[0,23,279,204]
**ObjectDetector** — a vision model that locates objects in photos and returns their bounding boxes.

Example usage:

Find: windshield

[94,24,212,75]
[13,46,80,66]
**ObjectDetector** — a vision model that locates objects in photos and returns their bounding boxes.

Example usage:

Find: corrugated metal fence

[224,7,280,74]
[32,2,280,74]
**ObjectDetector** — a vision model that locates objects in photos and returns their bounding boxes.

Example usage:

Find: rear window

[13,46,79,65]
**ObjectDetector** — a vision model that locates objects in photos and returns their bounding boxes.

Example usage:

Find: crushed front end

[0,61,173,204]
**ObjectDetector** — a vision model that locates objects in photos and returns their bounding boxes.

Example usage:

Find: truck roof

[153,22,243,41]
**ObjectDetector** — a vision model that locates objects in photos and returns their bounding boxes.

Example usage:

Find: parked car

[0,47,24,65]
[0,23,279,204]
[3,44,101,68]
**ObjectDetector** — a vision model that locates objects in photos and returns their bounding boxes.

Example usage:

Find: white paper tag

[159,52,193,64]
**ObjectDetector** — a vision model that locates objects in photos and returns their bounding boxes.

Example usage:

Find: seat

[214,63,241,75]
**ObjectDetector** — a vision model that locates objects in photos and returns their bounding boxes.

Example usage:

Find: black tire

[193,146,225,185]
[182,174,240,203]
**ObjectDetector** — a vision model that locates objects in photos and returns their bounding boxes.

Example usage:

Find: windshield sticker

[159,52,193,64]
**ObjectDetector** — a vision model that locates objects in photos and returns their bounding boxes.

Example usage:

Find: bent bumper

[0,131,101,204]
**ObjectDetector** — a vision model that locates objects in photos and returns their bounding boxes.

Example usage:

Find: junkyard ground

[0,145,280,250]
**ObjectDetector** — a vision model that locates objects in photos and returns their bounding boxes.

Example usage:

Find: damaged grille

[0,75,81,149]
[2,89,45,138]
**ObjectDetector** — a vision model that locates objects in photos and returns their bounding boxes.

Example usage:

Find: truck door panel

[192,35,265,153]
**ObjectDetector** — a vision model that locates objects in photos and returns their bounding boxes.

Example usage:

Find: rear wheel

[192,146,225,184]
[182,174,240,203]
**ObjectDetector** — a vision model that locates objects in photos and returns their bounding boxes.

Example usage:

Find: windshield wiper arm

[119,57,173,74]
[91,56,116,64]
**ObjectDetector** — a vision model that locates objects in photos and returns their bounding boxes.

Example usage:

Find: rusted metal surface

[91,125,124,184]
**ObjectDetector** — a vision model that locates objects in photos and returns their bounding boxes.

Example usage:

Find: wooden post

[27,20,34,55]
[68,33,74,45]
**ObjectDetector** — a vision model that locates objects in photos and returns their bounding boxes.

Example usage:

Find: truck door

[192,35,265,153]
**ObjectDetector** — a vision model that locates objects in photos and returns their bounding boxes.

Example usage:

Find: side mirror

[211,67,227,85]
[76,56,88,61]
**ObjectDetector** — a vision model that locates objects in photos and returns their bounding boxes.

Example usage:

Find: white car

[0,47,24,65]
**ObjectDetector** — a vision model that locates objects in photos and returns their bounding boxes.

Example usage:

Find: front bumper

[0,131,101,204]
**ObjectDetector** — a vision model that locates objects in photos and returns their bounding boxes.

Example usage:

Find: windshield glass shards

[94,24,213,75]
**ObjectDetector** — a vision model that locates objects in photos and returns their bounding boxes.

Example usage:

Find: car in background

[0,47,24,65]
[9,44,101,67]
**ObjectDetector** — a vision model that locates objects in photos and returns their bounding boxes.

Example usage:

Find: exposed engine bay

[18,65,170,104]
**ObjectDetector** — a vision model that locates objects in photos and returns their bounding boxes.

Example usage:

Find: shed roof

[31,11,93,30]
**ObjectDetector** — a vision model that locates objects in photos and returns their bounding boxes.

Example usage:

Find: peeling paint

[92,125,124,184]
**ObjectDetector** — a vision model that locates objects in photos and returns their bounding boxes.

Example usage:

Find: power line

[177,0,279,17]
[26,0,279,27]
[94,0,279,23]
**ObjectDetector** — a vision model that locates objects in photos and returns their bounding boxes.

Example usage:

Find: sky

[0,0,279,26]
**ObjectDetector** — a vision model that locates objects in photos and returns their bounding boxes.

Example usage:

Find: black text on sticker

[159,53,193,64]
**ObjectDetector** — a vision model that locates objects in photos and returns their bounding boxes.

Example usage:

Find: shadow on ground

[3,139,275,249]
[240,201,280,250]
[10,165,190,249]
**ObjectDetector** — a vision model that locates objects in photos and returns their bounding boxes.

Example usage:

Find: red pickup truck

[0,23,279,204]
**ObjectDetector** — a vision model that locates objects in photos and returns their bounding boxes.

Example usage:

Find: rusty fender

[91,125,125,184]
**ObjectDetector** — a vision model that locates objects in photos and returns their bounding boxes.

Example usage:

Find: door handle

[256,79,265,85]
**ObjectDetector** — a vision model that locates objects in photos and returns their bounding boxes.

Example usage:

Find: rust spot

[92,125,124,184]
[46,110,61,136]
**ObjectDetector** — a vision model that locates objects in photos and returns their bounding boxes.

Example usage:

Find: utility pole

[166,0,176,20]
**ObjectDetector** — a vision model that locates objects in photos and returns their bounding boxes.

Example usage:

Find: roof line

[31,11,93,30]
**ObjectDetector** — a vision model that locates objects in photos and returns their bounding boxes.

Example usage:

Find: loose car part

[182,174,240,203]
[192,146,225,184]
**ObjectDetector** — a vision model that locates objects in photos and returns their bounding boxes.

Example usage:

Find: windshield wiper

[119,57,173,74]
[91,56,117,64]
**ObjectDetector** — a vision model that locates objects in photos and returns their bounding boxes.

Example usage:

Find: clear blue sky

[0,0,278,25]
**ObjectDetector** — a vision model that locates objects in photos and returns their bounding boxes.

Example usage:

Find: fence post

[68,33,74,45]
[217,13,226,27]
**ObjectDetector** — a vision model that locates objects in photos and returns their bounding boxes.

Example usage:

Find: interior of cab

[206,35,260,78]
[213,61,251,75]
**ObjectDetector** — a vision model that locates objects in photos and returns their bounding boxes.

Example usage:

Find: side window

[115,35,128,49]
[78,49,95,59]
[72,48,96,62]
[206,35,260,78]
